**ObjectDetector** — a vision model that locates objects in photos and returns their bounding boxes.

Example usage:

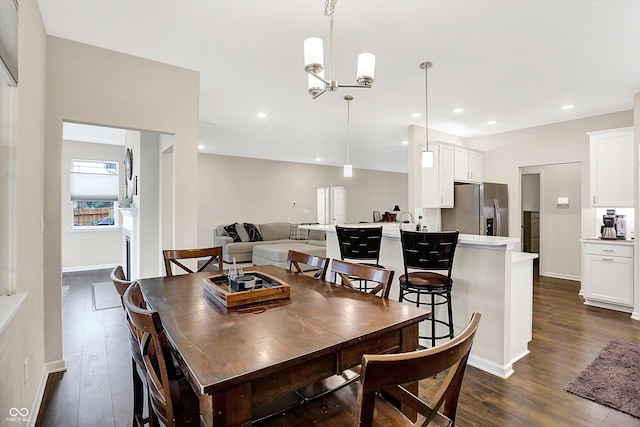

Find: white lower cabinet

[582,240,633,312]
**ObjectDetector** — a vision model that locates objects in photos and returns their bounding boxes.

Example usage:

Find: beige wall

[469,110,633,279]
[0,0,47,420]
[44,37,199,367]
[61,140,123,271]
[197,154,408,248]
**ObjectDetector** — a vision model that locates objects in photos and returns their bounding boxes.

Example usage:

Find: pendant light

[343,95,353,177]
[420,62,433,168]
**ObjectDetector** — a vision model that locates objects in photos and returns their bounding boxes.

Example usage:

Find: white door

[317,187,330,225]
[331,186,346,224]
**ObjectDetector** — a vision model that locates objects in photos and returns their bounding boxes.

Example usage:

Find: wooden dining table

[136,264,431,426]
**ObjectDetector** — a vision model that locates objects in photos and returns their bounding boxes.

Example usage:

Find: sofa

[213,222,326,264]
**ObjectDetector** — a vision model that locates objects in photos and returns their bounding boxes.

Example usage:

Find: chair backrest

[400,230,459,279]
[355,312,481,427]
[123,282,189,427]
[163,246,223,277]
[285,250,329,280]
[328,259,394,299]
[110,265,131,308]
[335,226,383,264]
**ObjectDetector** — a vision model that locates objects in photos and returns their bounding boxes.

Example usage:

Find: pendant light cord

[424,62,429,152]
[346,96,351,164]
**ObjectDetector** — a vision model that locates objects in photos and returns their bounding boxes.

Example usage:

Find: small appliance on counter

[601,210,617,240]
[615,214,627,239]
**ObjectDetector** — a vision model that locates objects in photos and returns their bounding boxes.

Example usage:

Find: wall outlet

[24,358,28,384]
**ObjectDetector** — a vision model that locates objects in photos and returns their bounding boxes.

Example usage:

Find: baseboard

[29,358,67,427]
[632,311,640,321]
[467,354,514,379]
[62,263,119,273]
[540,272,581,282]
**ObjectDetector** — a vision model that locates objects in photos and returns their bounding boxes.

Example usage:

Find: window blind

[70,172,119,201]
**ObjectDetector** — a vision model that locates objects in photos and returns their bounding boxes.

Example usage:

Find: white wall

[469,110,633,280]
[61,140,123,271]
[0,0,47,420]
[197,154,408,248]
[44,37,199,368]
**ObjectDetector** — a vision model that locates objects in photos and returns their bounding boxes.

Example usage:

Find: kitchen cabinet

[422,143,454,208]
[454,147,483,183]
[523,211,539,253]
[582,239,633,312]
[588,127,634,207]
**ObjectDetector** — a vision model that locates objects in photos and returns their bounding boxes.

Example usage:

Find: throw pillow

[223,223,242,242]
[289,224,309,240]
[244,223,263,242]
[235,223,251,242]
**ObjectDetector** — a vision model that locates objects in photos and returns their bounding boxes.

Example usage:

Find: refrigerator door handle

[493,198,501,236]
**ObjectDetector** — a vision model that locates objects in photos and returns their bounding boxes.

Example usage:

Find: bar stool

[399,230,459,347]
[335,225,384,292]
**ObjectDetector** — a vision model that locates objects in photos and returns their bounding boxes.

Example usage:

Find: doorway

[317,186,346,225]
[521,171,541,276]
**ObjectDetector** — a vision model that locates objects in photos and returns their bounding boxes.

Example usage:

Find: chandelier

[304,0,376,99]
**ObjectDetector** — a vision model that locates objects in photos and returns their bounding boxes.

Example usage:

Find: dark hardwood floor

[37,269,640,426]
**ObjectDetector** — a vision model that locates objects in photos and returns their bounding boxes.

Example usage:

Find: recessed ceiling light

[411,112,422,118]
[315,157,322,162]
[485,120,497,125]
[402,140,409,145]
[197,144,205,150]
[452,108,464,113]
[205,121,217,126]
[257,112,268,118]
[561,104,574,110]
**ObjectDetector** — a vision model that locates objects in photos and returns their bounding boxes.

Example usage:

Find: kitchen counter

[302,224,533,379]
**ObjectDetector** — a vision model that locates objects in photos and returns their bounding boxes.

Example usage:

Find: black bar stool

[335,225,384,292]
[399,230,459,347]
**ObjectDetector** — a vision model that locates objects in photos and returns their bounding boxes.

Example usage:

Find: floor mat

[92,281,120,311]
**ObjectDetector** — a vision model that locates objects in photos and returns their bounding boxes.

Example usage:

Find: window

[70,159,119,228]
[0,77,16,295]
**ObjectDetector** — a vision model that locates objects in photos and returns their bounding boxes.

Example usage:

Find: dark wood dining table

[136,264,430,426]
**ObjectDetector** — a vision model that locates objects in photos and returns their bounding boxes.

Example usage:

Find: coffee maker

[601,210,617,240]
[615,214,627,240]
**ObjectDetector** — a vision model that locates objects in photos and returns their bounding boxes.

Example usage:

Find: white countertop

[580,237,634,246]
[302,223,520,250]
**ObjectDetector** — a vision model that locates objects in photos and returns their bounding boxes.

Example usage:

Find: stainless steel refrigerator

[441,182,509,236]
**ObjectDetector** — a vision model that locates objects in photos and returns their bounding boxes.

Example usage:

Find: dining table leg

[200,382,253,427]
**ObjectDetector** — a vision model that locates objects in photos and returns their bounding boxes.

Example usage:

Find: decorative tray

[202,270,291,308]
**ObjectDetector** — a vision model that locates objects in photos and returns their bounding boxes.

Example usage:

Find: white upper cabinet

[422,143,454,208]
[454,146,483,183]
[588,127,634,207]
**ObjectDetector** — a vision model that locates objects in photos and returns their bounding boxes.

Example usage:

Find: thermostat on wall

[557,197,570,206]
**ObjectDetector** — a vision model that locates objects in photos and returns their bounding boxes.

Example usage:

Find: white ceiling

[37,0,640,173]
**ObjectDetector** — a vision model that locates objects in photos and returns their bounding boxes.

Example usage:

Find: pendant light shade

[343,95,353,177]
[343,164,353,177]
[420,61,433,168]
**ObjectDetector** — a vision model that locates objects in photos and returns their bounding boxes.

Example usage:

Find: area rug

[92,282,120,311]
[564,339,640,418]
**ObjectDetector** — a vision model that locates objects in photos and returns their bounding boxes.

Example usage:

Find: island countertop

[301,223,520,250]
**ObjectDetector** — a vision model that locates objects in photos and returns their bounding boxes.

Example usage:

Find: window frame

[69,158,120,231]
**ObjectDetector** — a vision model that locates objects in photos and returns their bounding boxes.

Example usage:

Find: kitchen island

[302,223,536,379]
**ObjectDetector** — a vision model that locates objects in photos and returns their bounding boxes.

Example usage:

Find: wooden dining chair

[284,250,329,280]
[110,266,148,426]
[263,313,481,427]
[163,246,223,277]
[123,282,200,427]
[328,259,394,299]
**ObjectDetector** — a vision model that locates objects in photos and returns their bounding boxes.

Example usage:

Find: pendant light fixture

[343,95,353,177]
[304,0,375,99]
[420,61,433,168]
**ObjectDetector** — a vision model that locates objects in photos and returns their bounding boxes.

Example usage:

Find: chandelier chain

[324,0,337,17]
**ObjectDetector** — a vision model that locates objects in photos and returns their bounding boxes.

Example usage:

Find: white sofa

[213,222,325,264]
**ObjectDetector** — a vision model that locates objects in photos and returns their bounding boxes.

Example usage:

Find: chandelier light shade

[421,61,433,168]
[304,0,375,99]
[343,95,354,177]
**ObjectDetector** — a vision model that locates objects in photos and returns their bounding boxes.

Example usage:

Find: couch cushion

[236,223,251,242]
[244,223,263,242]
[289,224,309,240]
[306,239,326,247]
[308,230,326,241]
[253,243,326,263]
[224,223,242,242]
[225,241,259,254]
[259,222,291,241]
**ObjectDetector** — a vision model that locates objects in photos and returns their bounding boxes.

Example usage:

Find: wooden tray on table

[202,270,291,308]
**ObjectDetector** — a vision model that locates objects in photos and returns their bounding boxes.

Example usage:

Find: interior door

[331,186,346,224]
[317,187,329,225]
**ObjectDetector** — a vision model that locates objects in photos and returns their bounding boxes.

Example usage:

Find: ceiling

[38,0,640,173]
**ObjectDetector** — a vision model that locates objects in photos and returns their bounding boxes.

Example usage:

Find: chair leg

[446,288,454,339]
[430,292,436,348]
[132,358,144,426]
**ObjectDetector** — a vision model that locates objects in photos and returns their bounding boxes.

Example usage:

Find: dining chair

[297,260,395,402]
[284,250,329,280]
[328,259,394,299]
[262,313,481,427]
[335,225,384,291]
[399,230,459,347]
[162,246,223,277]
[110,265,148,426]
[123,282,200,427]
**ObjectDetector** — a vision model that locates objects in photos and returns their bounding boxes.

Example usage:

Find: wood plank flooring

[37,269,640,426]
